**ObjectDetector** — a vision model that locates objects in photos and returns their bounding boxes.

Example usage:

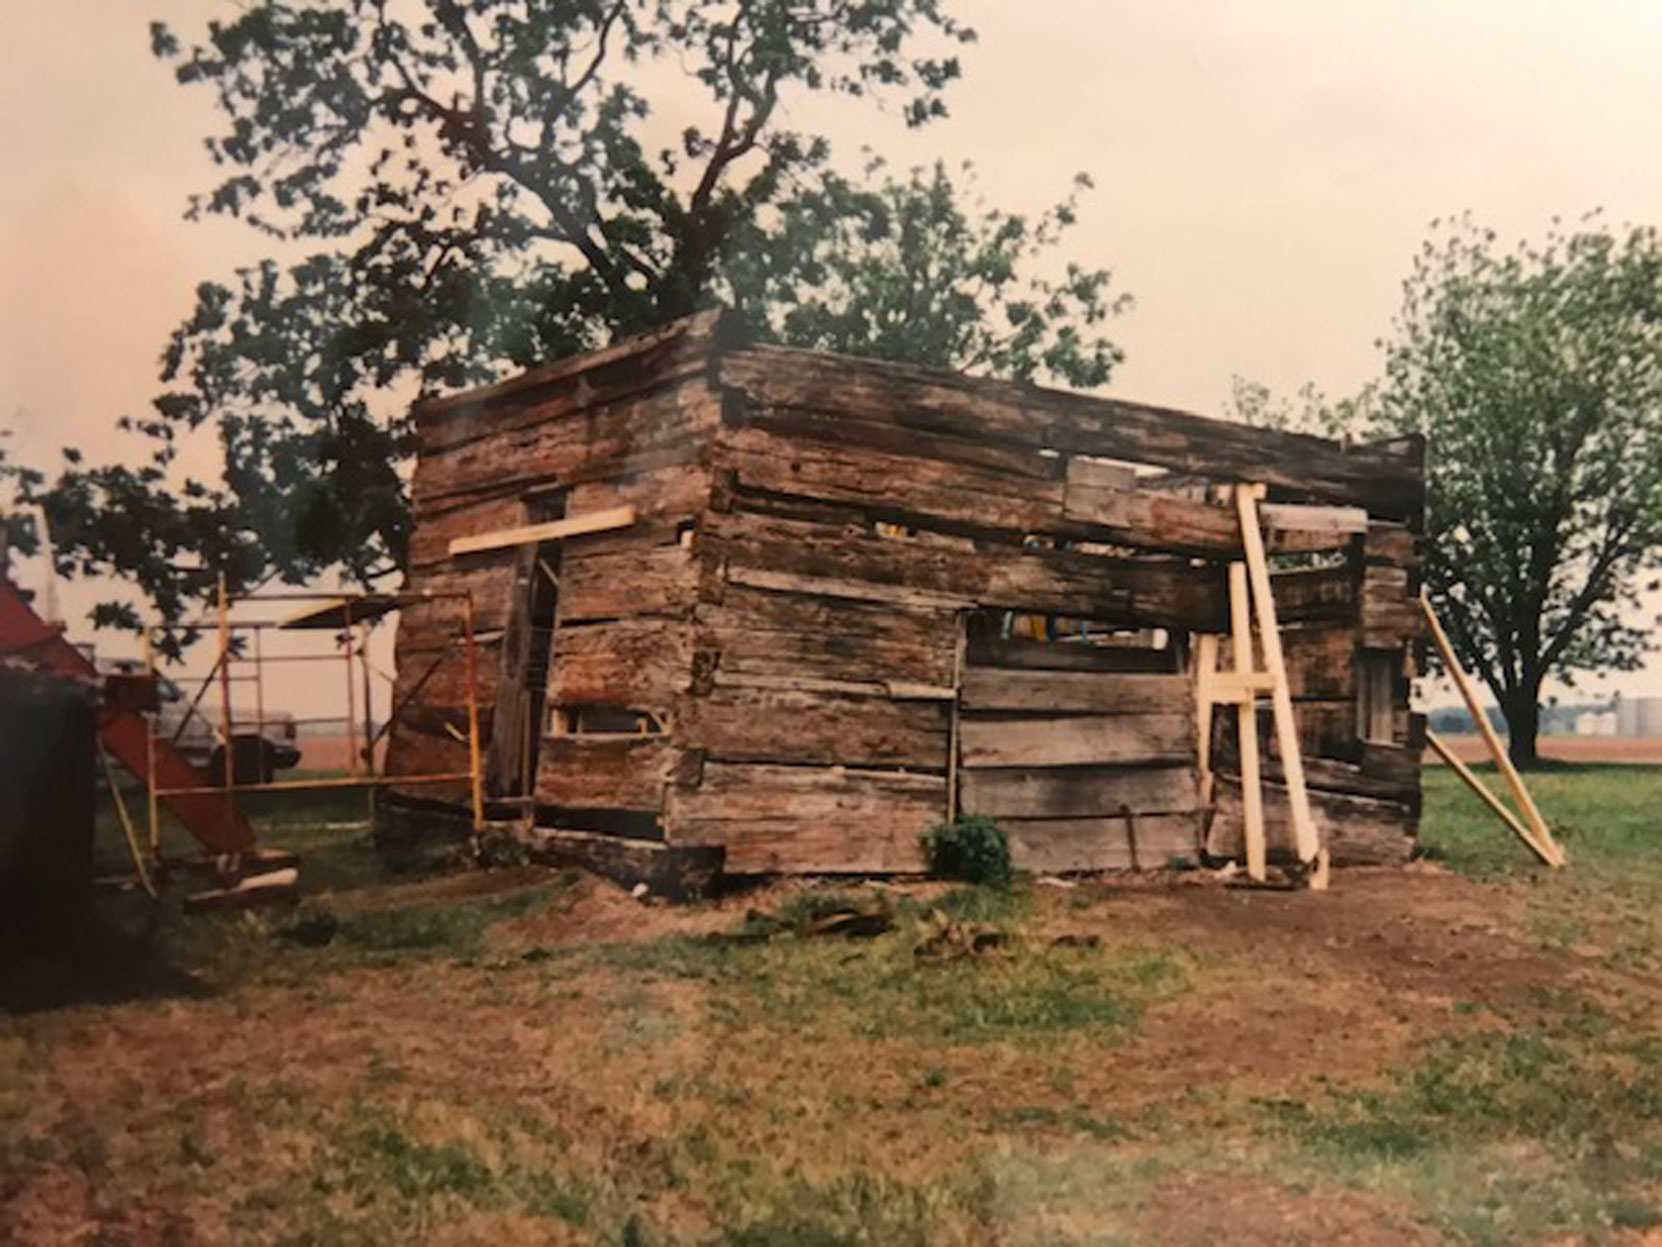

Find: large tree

[14,1,1126,635]
[724,158,1127,387]
[1240,217,1662,766]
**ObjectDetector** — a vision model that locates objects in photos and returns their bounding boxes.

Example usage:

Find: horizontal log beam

[719,346,1424,520]
[959,713,1193,769]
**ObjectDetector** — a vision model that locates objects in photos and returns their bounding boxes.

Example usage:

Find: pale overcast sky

[3,1,1661,705]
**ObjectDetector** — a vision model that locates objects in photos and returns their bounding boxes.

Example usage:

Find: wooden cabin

[378,310,1426,885]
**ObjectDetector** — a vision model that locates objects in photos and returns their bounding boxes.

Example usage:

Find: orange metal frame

[142,585,485,853]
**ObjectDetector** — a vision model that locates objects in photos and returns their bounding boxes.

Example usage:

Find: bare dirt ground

[6,859,1645,1246]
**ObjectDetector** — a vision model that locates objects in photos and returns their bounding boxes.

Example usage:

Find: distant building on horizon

[1616,696,1662,738]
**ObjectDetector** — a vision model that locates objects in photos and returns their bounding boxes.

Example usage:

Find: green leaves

[28,2,1130,637]
[724,158,1127,389]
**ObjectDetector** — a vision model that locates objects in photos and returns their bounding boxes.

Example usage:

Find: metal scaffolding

[139,581,486,858]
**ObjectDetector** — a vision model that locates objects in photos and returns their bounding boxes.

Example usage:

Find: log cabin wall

[663,338,1425,872]
[383,310,1427,875]
[381,314,731,824]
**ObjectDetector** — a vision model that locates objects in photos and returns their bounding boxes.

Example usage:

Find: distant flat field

[1431,734,1662,764]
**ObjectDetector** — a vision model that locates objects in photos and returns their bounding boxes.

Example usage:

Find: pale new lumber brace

[449,504,637,557]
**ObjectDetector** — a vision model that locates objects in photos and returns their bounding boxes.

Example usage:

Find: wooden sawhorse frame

[1195,483,1331,889]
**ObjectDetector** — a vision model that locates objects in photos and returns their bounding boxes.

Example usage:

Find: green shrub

[921,815,1012,888]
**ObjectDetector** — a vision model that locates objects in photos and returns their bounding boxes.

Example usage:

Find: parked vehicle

[95,659,302,784]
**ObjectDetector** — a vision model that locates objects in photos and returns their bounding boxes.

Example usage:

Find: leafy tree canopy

[10,0,1127,638]
[724,158,1127,387]
[1238,215,1662,765]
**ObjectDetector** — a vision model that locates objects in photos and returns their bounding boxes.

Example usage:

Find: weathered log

[963,631,1180,674]
[414,379,721,504]
[525,826,725,899]
[558,542,701,623]
[677,685,949,770]
[1002,815,1201,873]
[535,736,676,811]
[718,346,1425,520]
[416,309,735,452]
[696,586,958,690]
[547,619,696,710]
[1209,776,1413,867]
[960,764,1200,819]
[958,713,1193,769]
[959,669,1191,714]
[668,763,944,873]
[703,510,1230,631]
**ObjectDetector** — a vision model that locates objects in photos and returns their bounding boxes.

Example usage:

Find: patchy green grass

[10,765,1662,1244]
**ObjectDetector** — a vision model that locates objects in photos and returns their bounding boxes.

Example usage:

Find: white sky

[3,0,1661,711]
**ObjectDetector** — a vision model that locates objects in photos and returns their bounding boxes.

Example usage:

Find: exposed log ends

[678,686,950,770]
[535,737,677,811]
[718,346,1425,519]
[1364,522,1419,568]
[1277,624,1359,702]
[409,493,528,566]
[558,543,701,623]
[1208,777,1414,867]
[667,763,943,873]
[415,309,734,451]
[960,670,1191,714]
[413,380,722,505]
[1062,462,1242,555]
[696,586,958,689]
[547,620,695,710]
[959,713,1193,769]
[960,765,1200,819]
[1362,565,1422,648]
[1270,566,1359,625]
[1004,815,1202,873]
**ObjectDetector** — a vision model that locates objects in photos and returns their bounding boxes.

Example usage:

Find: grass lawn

[4,765,1662,1244]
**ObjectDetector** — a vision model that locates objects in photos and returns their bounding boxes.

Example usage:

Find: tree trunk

[1500,688,1542,769]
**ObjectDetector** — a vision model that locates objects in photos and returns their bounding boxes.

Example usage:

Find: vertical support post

[1236,483,1328,889]
[946,611,967,825]
[462,594,485,834]
[218,573,235,791]
[143,624,160,856]
[359,620,374,777]
[342,601,360,778]
[252,625,266,768]
[1228,562,1267,882]
[520,689,534,796]
[1193,632,1219,817]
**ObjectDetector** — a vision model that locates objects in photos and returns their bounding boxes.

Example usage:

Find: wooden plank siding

[383,310,1426,876]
